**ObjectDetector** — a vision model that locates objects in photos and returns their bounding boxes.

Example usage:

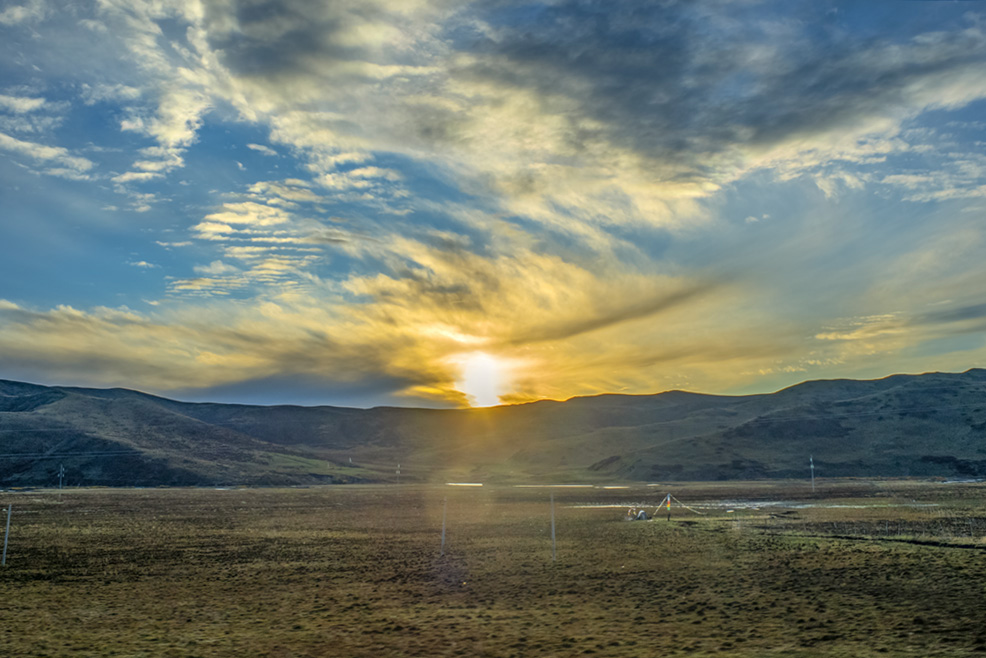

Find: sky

[1,0,986,408]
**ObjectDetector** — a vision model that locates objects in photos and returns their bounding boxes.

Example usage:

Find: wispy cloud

[112,171,161,184]
[248,179,323,207]
[0,130,94,177]
[246,143,278,157]
[0,0,46,26]
[0,94,46,113]
[80,83,141,105]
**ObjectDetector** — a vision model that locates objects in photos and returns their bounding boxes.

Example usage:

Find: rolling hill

[2,369,986,486]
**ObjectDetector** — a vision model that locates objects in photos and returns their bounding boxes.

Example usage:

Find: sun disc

[457,352,503,407]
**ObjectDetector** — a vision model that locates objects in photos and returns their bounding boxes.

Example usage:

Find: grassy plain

[2,481,986,657]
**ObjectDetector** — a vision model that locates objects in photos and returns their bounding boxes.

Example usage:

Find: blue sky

[1,0,986,407]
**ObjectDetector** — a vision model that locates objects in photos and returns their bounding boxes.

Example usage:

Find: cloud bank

[1,1,986,406]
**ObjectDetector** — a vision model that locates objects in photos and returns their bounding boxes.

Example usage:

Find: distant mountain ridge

[2,369,986,486]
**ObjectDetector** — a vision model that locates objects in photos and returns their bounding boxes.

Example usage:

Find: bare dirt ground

[2,480,986,657]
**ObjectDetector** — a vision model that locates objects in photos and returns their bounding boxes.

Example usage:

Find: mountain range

[2,369,986,487]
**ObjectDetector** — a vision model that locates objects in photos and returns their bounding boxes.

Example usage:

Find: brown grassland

[2,480,986,657]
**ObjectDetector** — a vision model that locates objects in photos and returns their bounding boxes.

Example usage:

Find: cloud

[4,1,986,406]
[508,283,717,346]
[915,302,986,328]
[112,171,162,184]
[168,277,238,293]
[443,3,986,216]
[0,229,756,406]
[0,91,70,138]
[68,0,986,237]
[879,153,986,202]
[203,201,293,227]
[248,179,323,206]
[247,143,278,157]
[815,314,905,342]
[191,221,235,239]
[194,260,239,276]
[0,297,439,402]
[41,167,90,181]
[348,166,402,181]
[0,94,46,113]
[0,130,94,176]
[803,294,986,383]
[80,83,142,105]
[318,167,403,192]
[88,2,218,180]
[0,0,46,26]
[0,113,63,135]
[132,146,185,173]
[191,1,986,242]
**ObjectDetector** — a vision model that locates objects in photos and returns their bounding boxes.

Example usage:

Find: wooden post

[2,505,11,567]
[550,492,556,562]
[440,497,447,556]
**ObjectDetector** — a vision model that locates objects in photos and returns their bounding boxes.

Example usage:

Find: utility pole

[810,455,815,493]
[58,464,65,490]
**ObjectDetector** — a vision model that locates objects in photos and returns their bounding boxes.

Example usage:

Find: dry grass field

[2,481,986,657]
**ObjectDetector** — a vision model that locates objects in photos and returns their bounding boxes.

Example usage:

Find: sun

[455,352,505,407]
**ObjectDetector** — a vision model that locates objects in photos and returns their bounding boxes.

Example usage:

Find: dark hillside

[2,369,985,486]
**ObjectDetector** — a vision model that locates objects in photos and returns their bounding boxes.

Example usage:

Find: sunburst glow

[455,352,507,408]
